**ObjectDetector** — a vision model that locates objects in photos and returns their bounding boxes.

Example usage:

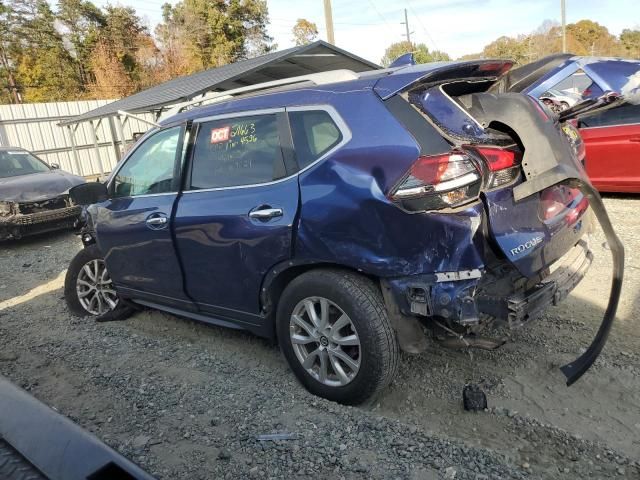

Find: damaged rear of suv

[64,58,626,404]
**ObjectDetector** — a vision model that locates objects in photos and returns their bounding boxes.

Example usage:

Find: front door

[173,111,299,324]
[96,125,190,307]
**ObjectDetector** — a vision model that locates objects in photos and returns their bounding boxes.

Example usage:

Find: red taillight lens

[466,146,522,189]
[389,151,481,211]
[474,147,516,171]
[539,184,589,224]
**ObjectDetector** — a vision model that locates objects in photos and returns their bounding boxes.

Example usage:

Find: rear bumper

[477,240,593,327]
[0,206,81,240]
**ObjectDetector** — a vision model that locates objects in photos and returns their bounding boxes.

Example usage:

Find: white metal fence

[0,100,155,177]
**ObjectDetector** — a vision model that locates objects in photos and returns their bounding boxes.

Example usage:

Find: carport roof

[61,41,379,126]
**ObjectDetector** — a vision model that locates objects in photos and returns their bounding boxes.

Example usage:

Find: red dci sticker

[210,126,231,144]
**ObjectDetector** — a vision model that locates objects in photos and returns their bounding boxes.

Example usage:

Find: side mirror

[69,182,108,205]
[50,163,60,169]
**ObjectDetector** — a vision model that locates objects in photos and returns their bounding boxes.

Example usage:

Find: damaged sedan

[64,57,629,404]
[0,147,85,241]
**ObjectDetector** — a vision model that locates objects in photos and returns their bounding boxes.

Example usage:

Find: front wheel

[276,269,399,405]
[64,244,119,317]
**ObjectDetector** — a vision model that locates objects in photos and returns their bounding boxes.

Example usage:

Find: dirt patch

[0,197,639,479]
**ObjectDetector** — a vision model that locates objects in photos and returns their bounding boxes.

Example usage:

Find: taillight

[388,151,481,211]
[539,184,589,225]
[467,146,522,189]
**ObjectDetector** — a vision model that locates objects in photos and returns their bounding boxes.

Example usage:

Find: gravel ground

[0,196,639,480]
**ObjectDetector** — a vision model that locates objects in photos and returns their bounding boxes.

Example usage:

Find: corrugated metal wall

[0,100,155,177]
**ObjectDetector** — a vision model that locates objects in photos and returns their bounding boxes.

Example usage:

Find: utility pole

[323,0,335,45]
[561,0,566,53]
[401,8,412,44]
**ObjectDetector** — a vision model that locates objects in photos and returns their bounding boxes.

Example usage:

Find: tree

[619,29,640,59]
[87,6,151,98]
[56,0,105,87]
[566,20,617,56]
[292,18,317,46]
[380,41,450,67]
[156,0,273,72]
[0,0,20,103]
[10,0,82,101]
[482,35,530,65]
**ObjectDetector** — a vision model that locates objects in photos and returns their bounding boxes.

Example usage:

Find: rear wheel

[276,269,398,404]
[65,244,119,317]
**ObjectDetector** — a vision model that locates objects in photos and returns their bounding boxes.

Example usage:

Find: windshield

[0,150,51,178]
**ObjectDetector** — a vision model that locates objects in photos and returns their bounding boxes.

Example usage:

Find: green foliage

[473,20,638,65]
[620,29,640,59]
[381,41,451,67]
[157,0,273,71]
[11,0,82,101]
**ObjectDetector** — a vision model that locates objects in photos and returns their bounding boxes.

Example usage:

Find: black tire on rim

[64,244,119,317]
[276,269,399,405]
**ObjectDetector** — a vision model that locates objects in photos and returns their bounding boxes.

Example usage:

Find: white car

[539,89,581,110]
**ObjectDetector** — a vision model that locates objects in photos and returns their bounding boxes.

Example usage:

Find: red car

[579,104,640,193]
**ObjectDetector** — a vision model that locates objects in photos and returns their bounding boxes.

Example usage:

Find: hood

[0,170,85,203]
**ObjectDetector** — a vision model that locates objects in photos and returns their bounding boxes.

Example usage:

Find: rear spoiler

[373,60,514,100]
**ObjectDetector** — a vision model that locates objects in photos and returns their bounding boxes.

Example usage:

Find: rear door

[579,104,640,192]
[96,125,190,307]
[173,109,299,324]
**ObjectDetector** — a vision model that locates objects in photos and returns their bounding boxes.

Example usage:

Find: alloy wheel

[289,296,361,387]
[76,259,118,315]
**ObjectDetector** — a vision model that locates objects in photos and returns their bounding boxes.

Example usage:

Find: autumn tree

[619,29,640,59]
[292,18,318,46]
[482,35,530,65]
[156,0,273,72]
[56,0,105,88]
[88,6,152,98]
[0,0,20,103]
[567,20,617,56]
[11,0,82,101]
[381,41,450,67]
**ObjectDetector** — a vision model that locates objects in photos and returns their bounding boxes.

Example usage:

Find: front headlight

[0,201,16,216]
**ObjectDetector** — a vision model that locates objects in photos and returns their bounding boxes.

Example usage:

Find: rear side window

[289,110,343,169]
[580,104,640,128]
[190,114,286,189]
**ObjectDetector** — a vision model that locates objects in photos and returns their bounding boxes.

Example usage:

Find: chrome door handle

[249,208,283,220]
[146,217,167,225]
[146,214,168,229]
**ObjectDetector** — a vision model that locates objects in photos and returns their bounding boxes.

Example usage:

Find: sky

[105,0,640,64]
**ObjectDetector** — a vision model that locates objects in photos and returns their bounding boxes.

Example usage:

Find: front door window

[113,126,182,197]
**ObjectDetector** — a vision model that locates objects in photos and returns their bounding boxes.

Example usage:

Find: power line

[405,0,440,51]
[365,0,395,35]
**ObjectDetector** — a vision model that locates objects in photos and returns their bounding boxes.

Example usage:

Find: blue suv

[65,59,624,404]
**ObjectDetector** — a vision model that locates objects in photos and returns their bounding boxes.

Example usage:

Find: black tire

[276,269,399,405]
[64,244,132,320]
[0,440,45,480]
[560,101,570,110]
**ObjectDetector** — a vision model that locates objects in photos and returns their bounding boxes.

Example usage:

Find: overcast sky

[117,0,640,63]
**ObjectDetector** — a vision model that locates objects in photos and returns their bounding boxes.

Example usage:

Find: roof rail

[159,69,360,121]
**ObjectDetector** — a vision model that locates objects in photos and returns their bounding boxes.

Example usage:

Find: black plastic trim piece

[559,181,624,385]
[0,375,156,480]
[384,94,451,156]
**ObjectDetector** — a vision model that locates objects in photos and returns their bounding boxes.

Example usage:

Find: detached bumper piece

[0,375,155,480]
[0,206,81,240]
[479,240,593,328]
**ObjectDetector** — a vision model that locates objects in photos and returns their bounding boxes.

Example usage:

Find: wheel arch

[260,260,379,340]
